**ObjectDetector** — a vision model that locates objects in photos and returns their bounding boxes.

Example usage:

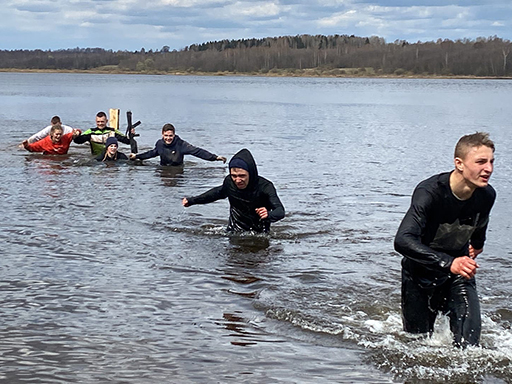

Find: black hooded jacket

[134,135,218,166]
[95,150,128,162]
[186,148,285,232]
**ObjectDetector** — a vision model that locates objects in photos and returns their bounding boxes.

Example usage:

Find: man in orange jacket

[22,124,81,155]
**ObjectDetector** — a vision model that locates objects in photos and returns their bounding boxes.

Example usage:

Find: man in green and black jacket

[74,111,131,155]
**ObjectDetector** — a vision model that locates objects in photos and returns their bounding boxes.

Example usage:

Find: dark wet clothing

[185,148,285,233]
[401,268,481,347]
[134,135,218,166]
[95,151,128,162]
[394,171,495,346]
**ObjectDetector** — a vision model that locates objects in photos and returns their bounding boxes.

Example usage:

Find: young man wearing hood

[182,148,285,233]
[129,123,226,166]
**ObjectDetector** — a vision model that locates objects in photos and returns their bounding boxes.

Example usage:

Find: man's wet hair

[51,116,61,125]
[454,132,495,159]
[96,111,107,119]
[162,123,175,133]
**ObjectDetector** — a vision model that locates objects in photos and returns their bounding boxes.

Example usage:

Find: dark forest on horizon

[1,34,512,77]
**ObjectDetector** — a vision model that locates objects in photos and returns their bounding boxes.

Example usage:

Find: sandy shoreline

[2,67,512,80]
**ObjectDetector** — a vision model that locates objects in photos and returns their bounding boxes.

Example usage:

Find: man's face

[96,116,108,129]
[162,130,175,145]
[230,168,250,190]
[107,144,118,155]
[457,145,494,189]
[50,130,63,144]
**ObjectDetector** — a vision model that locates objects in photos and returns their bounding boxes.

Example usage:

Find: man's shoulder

[256,176,278,190]
[113,129,127,136]
[416,172,449,188]
[173,136,188,146]
[88,127,111,134]
[410,172,449,205]
[80,127,97,135]
[28,135,52,150]
[61,125,74,132]
[475,184,497,202]
[61,132,75,143]
[40,135,53,144]
[413,172,449,195]
[257,175,273,184]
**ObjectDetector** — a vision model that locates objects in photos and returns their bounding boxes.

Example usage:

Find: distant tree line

[1,34,512,77]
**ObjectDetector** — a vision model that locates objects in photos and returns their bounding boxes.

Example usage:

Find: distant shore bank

[2,67,512,80]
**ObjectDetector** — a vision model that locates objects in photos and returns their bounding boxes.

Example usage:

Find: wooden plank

[109,108,120,130]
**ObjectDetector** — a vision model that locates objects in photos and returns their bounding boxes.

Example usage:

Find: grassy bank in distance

[2,66,511,79]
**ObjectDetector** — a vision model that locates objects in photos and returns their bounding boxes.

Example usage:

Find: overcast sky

[2,0,512,51]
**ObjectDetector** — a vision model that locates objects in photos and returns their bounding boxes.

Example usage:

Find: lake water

[1,72,511,383]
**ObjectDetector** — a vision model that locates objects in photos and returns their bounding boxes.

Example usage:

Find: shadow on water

[220,234,272,297]
[215,312,276,347]
[155,165,184,187]
[227,234,270,254]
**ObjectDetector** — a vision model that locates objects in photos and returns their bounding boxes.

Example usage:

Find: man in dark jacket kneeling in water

[182,148,285,233]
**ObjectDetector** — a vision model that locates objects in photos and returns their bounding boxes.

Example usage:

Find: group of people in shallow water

[21,114,497,350]
[21,111,286,234]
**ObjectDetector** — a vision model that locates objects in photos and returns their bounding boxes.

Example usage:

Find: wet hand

[217,156,227,163]
[129,153,137,160]
[469,245,483,259]
[255,207,268,219]
[450,256,479,279]
[182,198,189,207]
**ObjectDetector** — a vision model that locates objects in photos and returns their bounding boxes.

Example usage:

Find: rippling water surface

[1,73,511,383]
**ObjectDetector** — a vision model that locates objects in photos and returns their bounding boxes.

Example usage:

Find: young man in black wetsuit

[394,132,495,348]
[182,148,285,233]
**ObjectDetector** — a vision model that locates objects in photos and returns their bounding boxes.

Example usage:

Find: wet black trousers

[401,269,481,347]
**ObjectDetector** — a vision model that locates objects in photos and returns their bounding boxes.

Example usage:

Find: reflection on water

[1,73,512,383]
[219,312,263,346]
[228,234,270,253]
[156,165,184,187]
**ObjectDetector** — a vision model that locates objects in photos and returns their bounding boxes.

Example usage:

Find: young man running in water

[182,148,284,233]
[394,132,495,348]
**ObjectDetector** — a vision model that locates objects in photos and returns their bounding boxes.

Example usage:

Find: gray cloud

[0,0,511,50]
